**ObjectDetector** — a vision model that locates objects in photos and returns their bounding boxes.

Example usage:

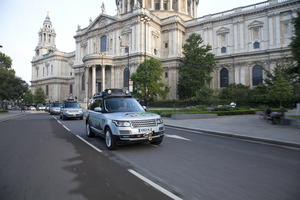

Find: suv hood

[104,111,160,120]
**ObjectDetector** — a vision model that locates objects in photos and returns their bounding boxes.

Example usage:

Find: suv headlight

[156,118,163,124]
[112,120,131,127]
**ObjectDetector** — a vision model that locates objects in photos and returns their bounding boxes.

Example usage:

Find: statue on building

[101,2,106,14]
[77,24,81,30]
[117,4,121,14]
[89,17,92,24]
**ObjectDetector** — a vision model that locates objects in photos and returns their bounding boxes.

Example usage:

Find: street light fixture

[140,15,151,107]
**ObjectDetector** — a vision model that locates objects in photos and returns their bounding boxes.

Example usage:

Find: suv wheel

[86,123,95,137]
[62,114,66,120]
[60,114,62,119]
[105,128,117,150]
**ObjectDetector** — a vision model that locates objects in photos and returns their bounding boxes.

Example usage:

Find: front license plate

[139,128,152,133]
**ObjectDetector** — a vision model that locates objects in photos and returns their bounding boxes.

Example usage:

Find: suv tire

[62,114,66,120]
[86,123,95,138]
[105,127,117,150]
[60,114,62,119]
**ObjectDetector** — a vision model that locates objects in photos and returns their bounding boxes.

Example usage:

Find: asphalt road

[1,112,300,200]
[0,113,172,200]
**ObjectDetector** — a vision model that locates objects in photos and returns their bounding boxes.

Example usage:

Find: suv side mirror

[94,107,102,112]
[143,106,146,110]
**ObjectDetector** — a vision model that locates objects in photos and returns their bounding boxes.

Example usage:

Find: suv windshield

[52,103,62,107]
[104,98,144,113]
[65,102,80,108]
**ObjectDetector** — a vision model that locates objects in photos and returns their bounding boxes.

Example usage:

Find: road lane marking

[128,169,183,200]
[63,125,70,131]
[76,135,102,153]
[165,134,191,141]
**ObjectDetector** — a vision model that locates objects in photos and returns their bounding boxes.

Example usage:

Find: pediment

[87,14,116,31]
[216,27,230,35]
[248,20,264,28]
[121,27,132,36]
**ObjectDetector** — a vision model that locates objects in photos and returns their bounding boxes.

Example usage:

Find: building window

[46,85,49,96]
[220,68,229,87]
[101,36,107,52]
[70,72,72,76]
[125,47,128,53]
[124,68,130,87]
[155,3,160,10]
[221,47,226,53]
[154,48,157,55]
[165,43,168,48]
[253,42,260,49]
[47,66,49,74]
[165,72,168,78]
[69,85,73,94]
[252,65,262,86]
[37,69,39,76]
[51,65,53,74]
[164,3,167,10]
[43,67,44,76]
[82,74,85,90]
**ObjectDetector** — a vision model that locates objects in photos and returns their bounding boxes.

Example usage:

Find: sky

[0,0,263,85]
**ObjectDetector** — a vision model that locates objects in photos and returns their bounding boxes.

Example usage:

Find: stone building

[31,0,300,108]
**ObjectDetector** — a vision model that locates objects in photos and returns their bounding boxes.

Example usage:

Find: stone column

[239,21,244,51]
[160,0,164,10]
[122,0,125,13]
[92,65,96,95]
[185,0,187,13]
[102,65,106,91]
[275,13,281,47]
[85,66,90,101]
[111,66,115,88]
[151,0,154,10]
[142,0,145,8]
[127,0,131,12]
[178,0,181,12]
[169,0,173,11]
[268,14,274,47]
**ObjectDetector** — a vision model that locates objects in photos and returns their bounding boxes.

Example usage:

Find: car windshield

[53,103,62,107]
[104,98,144,113]
[65,102,80,108]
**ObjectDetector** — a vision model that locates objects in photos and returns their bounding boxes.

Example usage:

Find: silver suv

[60,99,83,120]
[86,89,164,150]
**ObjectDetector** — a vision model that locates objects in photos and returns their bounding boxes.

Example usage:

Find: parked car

[49,101,62,115]
[44,104,50,112]
[85,89,164,150]
[60,99,83,120]
[29,106,36,110]
[37,104,45,111]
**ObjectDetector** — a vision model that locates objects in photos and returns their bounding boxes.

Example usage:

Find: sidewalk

[1,109,299,148]
[163,109,300,148]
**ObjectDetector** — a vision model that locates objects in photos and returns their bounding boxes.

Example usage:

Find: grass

[290,115,300,119]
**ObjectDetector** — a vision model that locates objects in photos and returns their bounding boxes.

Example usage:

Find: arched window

[69,84,73,94]
[252,65,262,86]
[82,74,85,90]
[123,68,130,87]
[220,68,229,87]
[46,85,49,96]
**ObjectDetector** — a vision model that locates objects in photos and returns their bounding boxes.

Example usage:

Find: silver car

[50,101,62,115]
[60,99,83,120]
[86,89,164,150]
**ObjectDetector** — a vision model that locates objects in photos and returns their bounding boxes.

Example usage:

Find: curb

[165,124,300,149]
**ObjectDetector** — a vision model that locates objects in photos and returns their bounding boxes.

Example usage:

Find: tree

[290,11,300,76]
[268,70,292,106]
[23,90,34,105]
[34,87,46,105]
[263,55,300,102]
[130,57,170,102]
[0,52,28,102]
[177,33,216,99]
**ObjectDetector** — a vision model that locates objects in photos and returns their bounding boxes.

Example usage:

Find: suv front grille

[131,119,156,128]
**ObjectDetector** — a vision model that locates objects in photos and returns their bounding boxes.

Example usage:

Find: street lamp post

[140,15,151,107]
